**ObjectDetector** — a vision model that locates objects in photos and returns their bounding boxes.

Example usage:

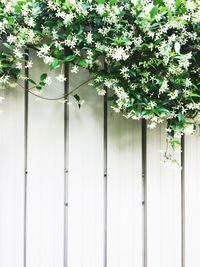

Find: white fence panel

[107,113,142,267]
[185,131,200,266]
[147,123,181,267]
[27,52,65,267]
[68,67,104,267]
[0,85,24,267]
[1,55,200,267]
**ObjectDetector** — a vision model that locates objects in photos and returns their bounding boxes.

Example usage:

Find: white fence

[0,52,199,267]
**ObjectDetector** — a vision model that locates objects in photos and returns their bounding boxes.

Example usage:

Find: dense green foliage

[0,0,199,161]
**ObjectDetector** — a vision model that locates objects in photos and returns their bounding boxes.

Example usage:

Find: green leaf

[79,58,87,68]
[96,0,105,3]
[155,107,170,114]
[175,0,182,8]
[73,94,80,101]
[73,94,82,108]
[150,6,158,18]
[178,112,184,122]
[10,68,21,78]
[3,43,12,50]
[40,73,47,81]
[189,93,200,98]
[28,78,37,85]
[50,59,60,70]
[64,54,76,62]
[110,0,117,6]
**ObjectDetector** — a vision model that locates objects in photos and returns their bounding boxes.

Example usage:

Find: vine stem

[16,78,93,101]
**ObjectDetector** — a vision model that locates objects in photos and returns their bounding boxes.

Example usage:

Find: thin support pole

[181,135,185,267]
[24,49,29,267]
[142,119,147,267]
[103,87,108,267]
[64,53,69,267]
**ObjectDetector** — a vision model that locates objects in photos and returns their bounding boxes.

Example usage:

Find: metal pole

[24,48,29,267]
[181,135,185,267]
[64,49,69,267]
[142,119,147,267]
[103,83,108,267]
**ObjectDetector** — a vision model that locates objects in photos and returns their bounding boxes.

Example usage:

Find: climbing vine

[0,0,200,164]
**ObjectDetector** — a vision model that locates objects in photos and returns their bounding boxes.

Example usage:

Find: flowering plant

[0,0,200,159]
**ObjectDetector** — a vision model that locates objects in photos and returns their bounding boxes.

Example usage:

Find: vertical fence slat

[24,48,29,267]
[0,84,24,267]
[185,131,200,266]
[68,67,104,267]
[181,135,185,267]
[27,51,64,267]
[107,112,142,267]
[103,88,108,267]
[147,123,181,267]
[64,57,69,267]
[142,119,147,267]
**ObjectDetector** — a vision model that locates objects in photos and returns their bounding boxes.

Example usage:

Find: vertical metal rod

[181,135,185,267]
[142,119,147,267]
[103,86,108,267]
[64,51,69,267]
[24,49,29,267]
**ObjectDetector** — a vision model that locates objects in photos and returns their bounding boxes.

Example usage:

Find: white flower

[25,60,33,68]
[133,36,143,47]
[44,77,52,85]
[56,74,67,82]
[184,124,194,135]
[26,17,36,28]
[64,13,75,25]
[96,4,105,15]
[164,0,175,10]
[4,2,14,13]
[52,29,58,40]
[148,122,157,129]
[16,62,23,69]
[159,80,169,93]
[185,78,192,87]
[97,87,106,96]
[74,49,81,56]
[9,82,18,88]
[169,89,179,100]
[111,105,121,113]
[120,66,130,79]
[120,67,129,75]
[43,56,54,64]
[86,32,93,44]
[104,79,114,88]
[186,1,196,12]
[7,34,16,44]
[110,47,129,61]
[14,48,23,59]
[98,27,110,36]
[0,75,10,84]
[39,44,50,55]
[65,37,77,49]
[179,52,192,69]
[71,65,79,74]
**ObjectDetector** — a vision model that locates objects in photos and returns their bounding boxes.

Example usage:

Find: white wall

[0,58,199,267]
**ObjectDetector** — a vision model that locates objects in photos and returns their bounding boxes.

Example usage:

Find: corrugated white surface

[107,111,142,267]
[147,123,181,267]
[185,130,200,266]
[1,58,200,267]
[0,85,24,267]
[68,67,104,267]
[26,51,64,267]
